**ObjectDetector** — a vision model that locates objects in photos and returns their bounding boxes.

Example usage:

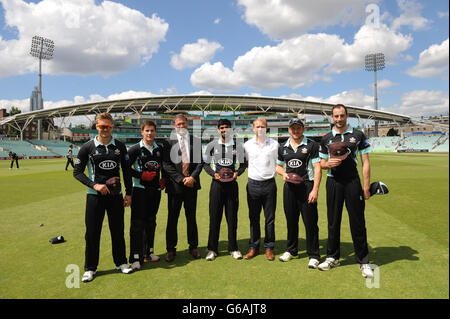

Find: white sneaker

[360,264,374,278]
[116,264,133,274]
[279,251,299,262]
[131,261,141,271]
[230,251,243,260]
[144,253,160,262]
[308,258,320,269]
[205,250,217,261]
[81,270,96,282]
[318,257,340,271]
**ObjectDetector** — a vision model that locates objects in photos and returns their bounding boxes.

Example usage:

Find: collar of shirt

[94,136,116,147]
[218,138,234,147]
[284,137,308,151]
[332,125,353,137]
[249,136,273,146]
[140,139,158,153]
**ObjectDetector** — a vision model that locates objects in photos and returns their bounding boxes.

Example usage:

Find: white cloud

[170,39,223,70]
[190,24,412,92]
[406,39,449,78]
[391,0,429,31]
[394,90,449,116]
[214,18,221,24]
[0,0,168,78]
[376,79,398,89]
[237,0,376,40]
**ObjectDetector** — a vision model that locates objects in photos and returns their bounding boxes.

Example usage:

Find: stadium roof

[0,95,411,127]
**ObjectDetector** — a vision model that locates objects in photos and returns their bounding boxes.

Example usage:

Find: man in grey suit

[162,114,203,262]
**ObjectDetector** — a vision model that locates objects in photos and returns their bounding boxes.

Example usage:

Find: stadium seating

[29,139,79,157]
[397,134,441,151]
[0,140,54,157]
[369,136,400,152]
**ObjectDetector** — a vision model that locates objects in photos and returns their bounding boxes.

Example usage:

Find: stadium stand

[0,140,60,158]
[369,136,401,152]
[431,135,449,152]
[29,140,79,157]
[397,134,441,151]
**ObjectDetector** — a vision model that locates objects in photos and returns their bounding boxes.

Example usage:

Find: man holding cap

[203,119,247,261]
[243,117,279,261]
[276,118,322,268]
[73,112,133,283]
[318,104,373,278]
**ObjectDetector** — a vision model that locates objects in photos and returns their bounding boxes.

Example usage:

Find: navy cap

[288,118,304,127]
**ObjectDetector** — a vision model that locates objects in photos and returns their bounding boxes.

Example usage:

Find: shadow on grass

[96,239,419,278]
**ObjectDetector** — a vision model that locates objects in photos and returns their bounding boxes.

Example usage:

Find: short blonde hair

[253,117,267,127]
[95,112,113,124]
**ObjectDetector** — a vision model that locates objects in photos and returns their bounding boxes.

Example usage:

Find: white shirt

[244,137,278,181]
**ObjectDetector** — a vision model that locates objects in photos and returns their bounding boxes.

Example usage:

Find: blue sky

[0,0,448,123]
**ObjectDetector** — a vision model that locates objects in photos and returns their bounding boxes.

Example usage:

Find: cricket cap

[288,118,304,127]
[329,142,350,160]
[370,181,389,196]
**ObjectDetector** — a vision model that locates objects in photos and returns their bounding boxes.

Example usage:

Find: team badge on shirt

[301,147,308,154]
[349,137,356,143]
[115,149,121,155]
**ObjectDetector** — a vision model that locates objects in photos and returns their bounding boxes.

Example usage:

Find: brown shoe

[165,251,176,262]
[244,249,259,260]
[190,248,201,259]
[265,249,275,261]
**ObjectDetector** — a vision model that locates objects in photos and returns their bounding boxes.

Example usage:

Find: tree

[7,106,21,137]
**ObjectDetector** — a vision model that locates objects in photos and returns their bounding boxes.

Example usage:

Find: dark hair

[217,119,232,128]
[332,104,348,115]
[141,120,157,131]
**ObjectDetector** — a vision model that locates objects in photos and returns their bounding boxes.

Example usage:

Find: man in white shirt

[243,118,279,261]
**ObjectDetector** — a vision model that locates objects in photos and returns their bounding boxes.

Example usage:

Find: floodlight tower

[30,36,54,140]
[365,52,385,137]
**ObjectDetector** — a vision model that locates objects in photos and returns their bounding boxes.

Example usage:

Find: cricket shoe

[318,257,340,271]
[360,264,374,278]
[308,258,320,269]
[144,253,160,262]
[279,251,299,262]
[205,250,217,261]
[116,264,133,274]
[81,270,96,283]
[230,251,243,260]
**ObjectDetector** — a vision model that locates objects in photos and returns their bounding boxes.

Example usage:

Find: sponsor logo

[218,158,233,166]
[287,159,302,168]
[145,160,160,170]
[99,160,117,170]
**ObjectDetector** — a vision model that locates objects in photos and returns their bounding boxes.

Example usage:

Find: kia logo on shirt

[99,160,117,170]
[218,158,233,166]
[288,159,302,168]
[145,161,160,170]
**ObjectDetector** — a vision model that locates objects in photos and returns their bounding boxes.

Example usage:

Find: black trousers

[166,188,198,252]
[326,177,369,264]
[129,187,161,263]
[10,158,19,168]
[246,178,277,251]
[65,158,74,170]
[84,194,127,271]
[283,181,320,259]
[207,180,239,253]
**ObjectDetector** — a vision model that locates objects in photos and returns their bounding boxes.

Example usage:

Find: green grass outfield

[0,153,448,299]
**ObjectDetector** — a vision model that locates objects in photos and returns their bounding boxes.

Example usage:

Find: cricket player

[73,112,133,282]
[318,104,373,278]
[65,144,74,170]
[9,151,19,169]
[203,119,247,261]
[127,120,167,270]
[276,118,322,268]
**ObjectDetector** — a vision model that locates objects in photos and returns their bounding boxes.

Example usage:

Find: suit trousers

[84,194,127,271]
[129,187,161,263]
[325,177,369,264]
[166,187,198,252]
[246,178,277,251]
[207,180,239,253]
